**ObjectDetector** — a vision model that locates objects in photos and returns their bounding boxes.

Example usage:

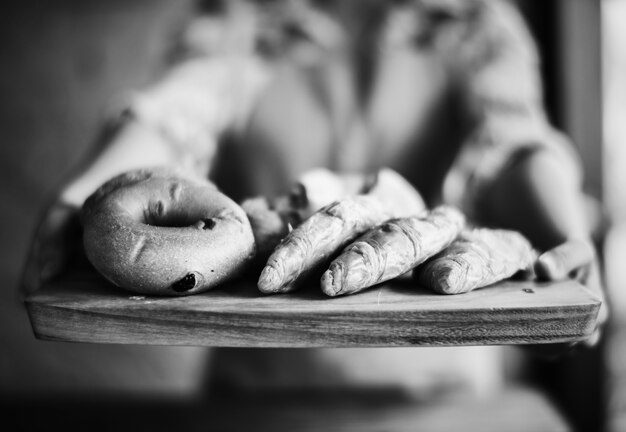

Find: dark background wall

[0,0,210,398]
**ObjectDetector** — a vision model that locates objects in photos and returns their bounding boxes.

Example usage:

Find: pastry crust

[416,228,536,294]
[321,206,465,296]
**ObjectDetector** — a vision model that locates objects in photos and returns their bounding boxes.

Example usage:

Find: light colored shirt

[118,0,581,397]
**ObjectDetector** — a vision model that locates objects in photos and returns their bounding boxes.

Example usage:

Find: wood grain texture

[25,269,601,347]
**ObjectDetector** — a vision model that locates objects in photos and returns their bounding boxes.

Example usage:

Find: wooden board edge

[25,298,600,348]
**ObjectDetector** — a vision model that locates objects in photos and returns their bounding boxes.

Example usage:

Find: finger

[20,238,42,298]
[39,247,67,282]
[583,328,601,348]
[38,219,75,282]
[571,263,591,284]
[534,239,595,281]
[21,201,81,298]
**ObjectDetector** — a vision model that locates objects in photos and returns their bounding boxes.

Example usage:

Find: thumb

[39,244,68,281]
[534,239,595,281]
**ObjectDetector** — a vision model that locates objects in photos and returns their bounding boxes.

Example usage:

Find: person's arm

[444,0,606,346]
[480,145,606,344]
[21,54,267,296]
[59,118,178,208]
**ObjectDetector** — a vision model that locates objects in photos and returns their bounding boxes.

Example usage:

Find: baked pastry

[81,168,255,295]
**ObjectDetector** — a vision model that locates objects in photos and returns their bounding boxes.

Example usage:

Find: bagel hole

[145,214,199,227]
[144,202,208,228]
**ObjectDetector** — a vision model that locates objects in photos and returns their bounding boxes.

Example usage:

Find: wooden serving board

[25,269,601,347]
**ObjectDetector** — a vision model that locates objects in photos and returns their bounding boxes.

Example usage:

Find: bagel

[81,168,255,296]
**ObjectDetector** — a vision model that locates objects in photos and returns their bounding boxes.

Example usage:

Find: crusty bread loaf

[81,168,255,295]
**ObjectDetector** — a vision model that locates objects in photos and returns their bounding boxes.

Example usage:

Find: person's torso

[205,1,511,397]
[208,45,504,398]
[218,43,467,206]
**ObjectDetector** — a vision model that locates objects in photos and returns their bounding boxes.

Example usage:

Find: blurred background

[0,0,623,431]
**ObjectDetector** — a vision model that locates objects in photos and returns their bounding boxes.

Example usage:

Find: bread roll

[81,168,255,295]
